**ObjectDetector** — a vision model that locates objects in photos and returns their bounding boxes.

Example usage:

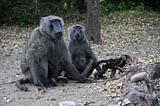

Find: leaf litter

[0,11,160,105]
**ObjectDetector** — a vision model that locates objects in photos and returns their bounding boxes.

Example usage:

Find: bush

[0,0,160,25]
[0,0,66,25]
[100,0,160,15]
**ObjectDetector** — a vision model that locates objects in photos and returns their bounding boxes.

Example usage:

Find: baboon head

[120,54,132,65]
[68,24,86,42]
[39,15,64,40]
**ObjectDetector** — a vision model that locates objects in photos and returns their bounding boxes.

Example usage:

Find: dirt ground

[0,12,160,106]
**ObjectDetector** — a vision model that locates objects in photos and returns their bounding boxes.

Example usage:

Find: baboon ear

[82,26,85,32]
[68,26,72,34]
[59,17,64,26]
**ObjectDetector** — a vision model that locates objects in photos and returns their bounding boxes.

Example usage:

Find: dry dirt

[0,11,160,106]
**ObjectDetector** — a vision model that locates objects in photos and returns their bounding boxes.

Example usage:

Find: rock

[130,72,148,82]
[121,98,131,106]
[59,101,76,106]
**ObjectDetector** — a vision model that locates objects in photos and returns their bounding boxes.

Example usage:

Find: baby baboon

[16,16,91,91]
[94,54,132,79]
[67,24,100,78]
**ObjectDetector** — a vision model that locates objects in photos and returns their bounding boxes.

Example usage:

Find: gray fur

[16,16,89,91]
[67,24,100,77]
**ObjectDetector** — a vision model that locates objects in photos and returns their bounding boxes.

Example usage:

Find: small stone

[59,101,76,106]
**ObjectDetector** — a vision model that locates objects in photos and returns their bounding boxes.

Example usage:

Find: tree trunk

[86,0,102,43]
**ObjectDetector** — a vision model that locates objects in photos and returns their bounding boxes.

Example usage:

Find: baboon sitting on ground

[16,16,91,91]
[67,24,100,78]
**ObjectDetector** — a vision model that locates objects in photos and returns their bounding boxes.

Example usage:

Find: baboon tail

[94,60,108,68]
[15,78,30,91]
[91,60,109,73]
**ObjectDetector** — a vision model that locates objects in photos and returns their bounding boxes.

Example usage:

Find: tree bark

[86,0,102,43]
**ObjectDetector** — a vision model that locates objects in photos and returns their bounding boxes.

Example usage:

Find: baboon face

[68,25,85,41]
[121,54,132,65]
[39,16,64,40]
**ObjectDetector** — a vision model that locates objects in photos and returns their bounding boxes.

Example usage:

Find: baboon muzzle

[53,21,63,35]
[75,34,80,39]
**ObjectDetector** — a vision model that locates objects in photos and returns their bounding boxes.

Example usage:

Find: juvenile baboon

[94,54,132,79]
[67,24,100,78]
[16,16,91,91]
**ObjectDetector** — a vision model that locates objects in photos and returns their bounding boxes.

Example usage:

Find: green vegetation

[100,0,160,17]
[0,0,160,26]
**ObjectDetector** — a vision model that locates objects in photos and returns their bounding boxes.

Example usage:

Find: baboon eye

[73,29,76,33]
[79,30,82,33]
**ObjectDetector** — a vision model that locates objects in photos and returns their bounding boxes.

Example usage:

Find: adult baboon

[67,24,100,78]
[16,16,91,91]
